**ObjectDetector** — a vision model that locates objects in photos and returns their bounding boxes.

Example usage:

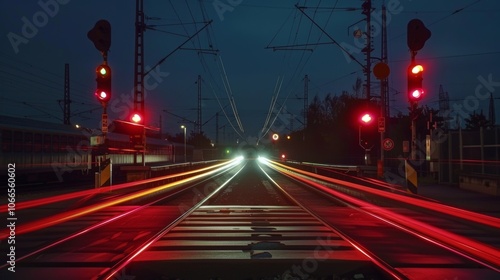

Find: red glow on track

[265,160,500,269]
[0,159,241,238]
[269,160,500,229]
[1,160,232,213]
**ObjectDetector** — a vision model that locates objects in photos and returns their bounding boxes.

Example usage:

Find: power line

[390,0,484,41]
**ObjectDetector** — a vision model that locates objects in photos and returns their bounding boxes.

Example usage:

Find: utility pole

[196,75,202,134]
[159,114,162,137]
[438,85,450,130]
[362,0,373,101]
[488,92,496,126]
[134,0,145,120]
[379,5,388,176]
[215,112,219,146]
[134,0,146,165]
[381,5,389,118]
[63,63,71,125]
[303,74,309,129]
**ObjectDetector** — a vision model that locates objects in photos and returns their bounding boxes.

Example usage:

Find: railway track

[264,159,500,279]
[101,160,390,280]
[2,158,499,279]
[0,158,242,279]
[125,205,383,279]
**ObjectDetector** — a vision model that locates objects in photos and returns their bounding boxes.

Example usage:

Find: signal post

[88,19,112,140]
[407,19,431,161]
[373,62,390,177]
[359,112,375,165]
[88,20,113,187]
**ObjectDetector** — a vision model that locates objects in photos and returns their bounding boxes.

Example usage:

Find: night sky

[1,0,499,144]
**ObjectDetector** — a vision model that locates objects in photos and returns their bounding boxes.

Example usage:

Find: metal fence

[438,127,500,184]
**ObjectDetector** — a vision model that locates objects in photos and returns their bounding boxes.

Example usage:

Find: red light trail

[0,160,232,212]
[264,160,500,270]
[0,159,241,238]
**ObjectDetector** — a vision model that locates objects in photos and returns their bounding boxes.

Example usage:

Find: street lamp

[181,125,186,162]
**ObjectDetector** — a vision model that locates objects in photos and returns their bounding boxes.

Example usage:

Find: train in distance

[0,115,191,184]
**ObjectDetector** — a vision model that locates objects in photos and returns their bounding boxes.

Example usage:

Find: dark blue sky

[1,0,499,143]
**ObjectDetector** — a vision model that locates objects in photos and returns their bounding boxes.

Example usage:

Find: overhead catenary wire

[259,1,306,137]
[390,0,484,41]
[154,1,245,139]
[259,0,341,141]
[202,70,245,141]
[0,52,100,123]
[261,76,284,134]
[217,56,244,133]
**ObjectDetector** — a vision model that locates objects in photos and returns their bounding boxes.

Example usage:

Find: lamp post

[181,125,186,162]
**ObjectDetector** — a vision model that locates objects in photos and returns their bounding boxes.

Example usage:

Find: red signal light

[95,90,108,101]
[131,113,142,123]
[360,113,373,124]
[411,64,423,74]
[410,88,424,99]
[408,63,424,102]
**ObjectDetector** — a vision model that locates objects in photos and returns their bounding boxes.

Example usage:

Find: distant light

[281,154,286,159]
[272,133,279,141]
[75,124,80,128]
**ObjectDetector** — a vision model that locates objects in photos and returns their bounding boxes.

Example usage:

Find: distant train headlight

[257,156,267,163]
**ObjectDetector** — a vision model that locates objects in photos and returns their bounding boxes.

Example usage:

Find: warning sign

[383,138,394,151]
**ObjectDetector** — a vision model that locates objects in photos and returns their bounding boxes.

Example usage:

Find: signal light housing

[408,63,424,102]
[358,111,377,150]
[95,64,111,104]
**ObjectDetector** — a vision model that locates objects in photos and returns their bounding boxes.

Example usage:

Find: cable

[390,0,484,41]
[260,0,341,139]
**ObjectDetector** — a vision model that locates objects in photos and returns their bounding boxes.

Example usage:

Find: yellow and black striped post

[405,160,418,194]
[95,158,112,188]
